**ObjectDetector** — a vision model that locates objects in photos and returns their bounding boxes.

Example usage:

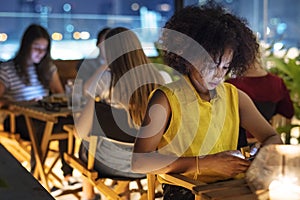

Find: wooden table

[193,179,260,200]
[0,144,54,199]
[10,102,72,191]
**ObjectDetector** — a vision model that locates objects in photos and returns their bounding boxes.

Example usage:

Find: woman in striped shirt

[0,24,63,102]
[0,24,79,192]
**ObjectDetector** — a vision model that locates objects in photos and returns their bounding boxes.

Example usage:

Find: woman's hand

[199,150,251,179]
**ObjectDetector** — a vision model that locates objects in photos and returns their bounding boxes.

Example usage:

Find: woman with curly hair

[132,2,282,199]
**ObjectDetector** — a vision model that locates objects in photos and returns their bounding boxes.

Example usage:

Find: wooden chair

[0,108,68,189]
[271,114,290,128]
[271,114,293,144]
[146,173,202,200]
[63,124,148,200]
[147,173,261,200]
[0,109,31,165]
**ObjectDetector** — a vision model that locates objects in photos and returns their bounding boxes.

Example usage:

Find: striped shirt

[0,61,55,101]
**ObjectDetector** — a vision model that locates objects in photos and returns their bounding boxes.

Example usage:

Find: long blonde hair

[104,27,164,128]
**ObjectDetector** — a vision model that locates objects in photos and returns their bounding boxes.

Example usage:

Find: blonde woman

[76,27,165,200]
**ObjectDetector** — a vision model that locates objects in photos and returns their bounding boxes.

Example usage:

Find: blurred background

[0,0,299,61]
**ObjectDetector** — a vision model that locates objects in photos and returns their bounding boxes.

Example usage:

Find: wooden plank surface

[160,173,206,191]
[202,186,255,200]
[0,144,54,200]
[193,178,247,194]
[10,102,71,122]
[193,179,258,200]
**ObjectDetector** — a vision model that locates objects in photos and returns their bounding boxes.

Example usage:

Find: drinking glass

[65,79,83,110]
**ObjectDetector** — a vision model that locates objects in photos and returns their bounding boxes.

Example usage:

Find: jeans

[79,139,145,179]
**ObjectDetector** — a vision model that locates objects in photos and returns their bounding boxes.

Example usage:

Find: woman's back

[77,27,164,182]
[93,101,137,143]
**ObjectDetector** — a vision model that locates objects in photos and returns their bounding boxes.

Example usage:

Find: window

[1,0,298,61]
[184,0,300,49]
[0,0,175,61]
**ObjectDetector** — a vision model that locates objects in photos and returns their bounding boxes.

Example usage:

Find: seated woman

[75,27,165,200]
[226,52,294,144]
[76,27,111,83]
[131,3,283,200]
[0,24,78,193]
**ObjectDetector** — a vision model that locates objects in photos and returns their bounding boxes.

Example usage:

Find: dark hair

[96,27,111,46]
[13,24,53,86]
[160,2,259,76]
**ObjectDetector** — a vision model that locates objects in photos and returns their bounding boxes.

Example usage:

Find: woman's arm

[132,90,250,176]
[132,90,190,174]
[75,67,110,138]
[83,64,107,95]
[238,90,283,145]
[49,71,64,94]
[73,96,94,138]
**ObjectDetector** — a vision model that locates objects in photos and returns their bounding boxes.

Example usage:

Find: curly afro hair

[160,2,259,76]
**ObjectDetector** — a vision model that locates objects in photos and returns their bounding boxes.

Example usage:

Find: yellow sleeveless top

[156,77,239,184]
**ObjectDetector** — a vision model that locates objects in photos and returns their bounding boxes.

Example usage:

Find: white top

[86,69,122,108]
